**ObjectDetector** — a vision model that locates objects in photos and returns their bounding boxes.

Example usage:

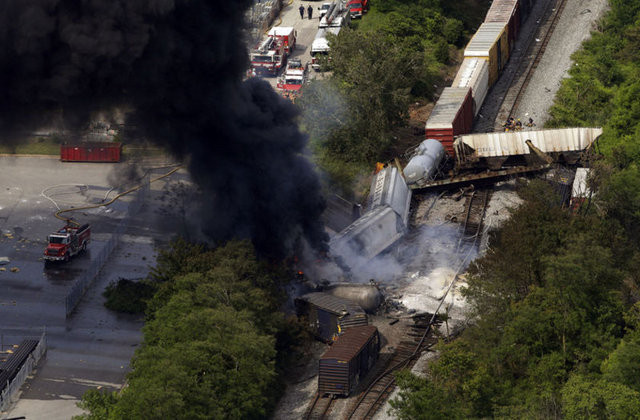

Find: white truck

[310,27,342,70]
[319,0,351,28]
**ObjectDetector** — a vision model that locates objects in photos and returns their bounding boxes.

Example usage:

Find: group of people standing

[299,4,313,19]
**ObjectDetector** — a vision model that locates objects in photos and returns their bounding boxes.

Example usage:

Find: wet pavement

[0,156,181,419]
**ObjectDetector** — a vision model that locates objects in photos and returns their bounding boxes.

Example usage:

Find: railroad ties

[458,188,491,251]
[305,394,335,420]
[345,317,440,420]
[495,0,571,130]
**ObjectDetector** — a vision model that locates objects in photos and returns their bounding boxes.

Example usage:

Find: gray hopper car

[296,292,368,342]
[318,325,380,396]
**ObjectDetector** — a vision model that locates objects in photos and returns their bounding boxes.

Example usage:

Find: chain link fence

[0,330,47,412]
[64,177,150,318]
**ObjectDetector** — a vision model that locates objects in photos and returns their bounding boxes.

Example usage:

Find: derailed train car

[403,139,446,185]
[296,292,368,342]
[422,0,537,162]
[318,325,380,396]
[403,128,601,187]
[454,127,603,169]
[329,166,411,265]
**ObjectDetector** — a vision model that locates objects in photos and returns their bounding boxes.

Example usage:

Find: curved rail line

[344,189,490,420]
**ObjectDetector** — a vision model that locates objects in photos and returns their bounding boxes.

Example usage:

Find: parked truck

[43,223,91,264]
[319,0,350,28]
[267,26,297,54]
[276,58,309,101]
[347,0,368,18]
[311,26,341,70]
[250,36,288,76]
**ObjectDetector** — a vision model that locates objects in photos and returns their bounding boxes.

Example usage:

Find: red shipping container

[60,143,122,162]
[425,87,473,157]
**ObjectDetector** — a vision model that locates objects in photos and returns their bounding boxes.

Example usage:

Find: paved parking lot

[261,0,332,89]
[0,156,183,419]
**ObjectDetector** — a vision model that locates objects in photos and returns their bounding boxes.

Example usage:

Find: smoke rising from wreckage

[0,0,327,258]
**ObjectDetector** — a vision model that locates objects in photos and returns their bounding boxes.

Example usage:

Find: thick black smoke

[0,0,328,258]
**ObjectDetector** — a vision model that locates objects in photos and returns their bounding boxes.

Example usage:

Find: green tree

[390,370,467,419]
[601,339,640,392]
[561,374,640,419]
[76,240,293,420]
[114,307,276,420]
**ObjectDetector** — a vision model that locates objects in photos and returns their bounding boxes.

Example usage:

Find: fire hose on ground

[54,166,181,225]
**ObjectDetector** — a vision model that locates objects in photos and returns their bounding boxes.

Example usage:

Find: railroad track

[459,188,491,250]
[496,0,570,129]
[320,188,490,420]
[345,318,439,420]
[305,393,335,420]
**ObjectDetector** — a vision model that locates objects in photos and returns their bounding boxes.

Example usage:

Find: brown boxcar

[485,0,521,52]
[318,325,380,396]
[60,143,122,162]
[425,87,473,156]
[296,292,368,343]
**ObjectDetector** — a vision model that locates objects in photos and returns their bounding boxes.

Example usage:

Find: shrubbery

[77,240,302,419]
[103,278,156,314]
[391,2,640,416]
[298,0,490,193]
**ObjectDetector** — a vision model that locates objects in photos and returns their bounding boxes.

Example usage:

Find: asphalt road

[0,156,183,419]
[262,0,332,89]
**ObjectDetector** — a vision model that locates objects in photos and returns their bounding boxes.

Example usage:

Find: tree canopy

[391,3,640,415]
[75,240,305,420]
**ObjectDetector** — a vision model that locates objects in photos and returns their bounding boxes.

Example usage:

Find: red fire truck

[276,59,309,101]
[347,0,369,18]
[43,223,91,264]
[267,27,297,55]
[250,36,288,76]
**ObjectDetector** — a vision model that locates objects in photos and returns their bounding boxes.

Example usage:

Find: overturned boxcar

[329,165,412,268]
[318,325,380,396]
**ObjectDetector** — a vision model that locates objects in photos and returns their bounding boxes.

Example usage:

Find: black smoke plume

[0,0,328,258]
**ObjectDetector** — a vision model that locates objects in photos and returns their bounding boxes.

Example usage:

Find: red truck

[276,59,309,101]
[250,34,289,77]
[267,27,297,55]
[43,223,91,264]
[347,0,368,18]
